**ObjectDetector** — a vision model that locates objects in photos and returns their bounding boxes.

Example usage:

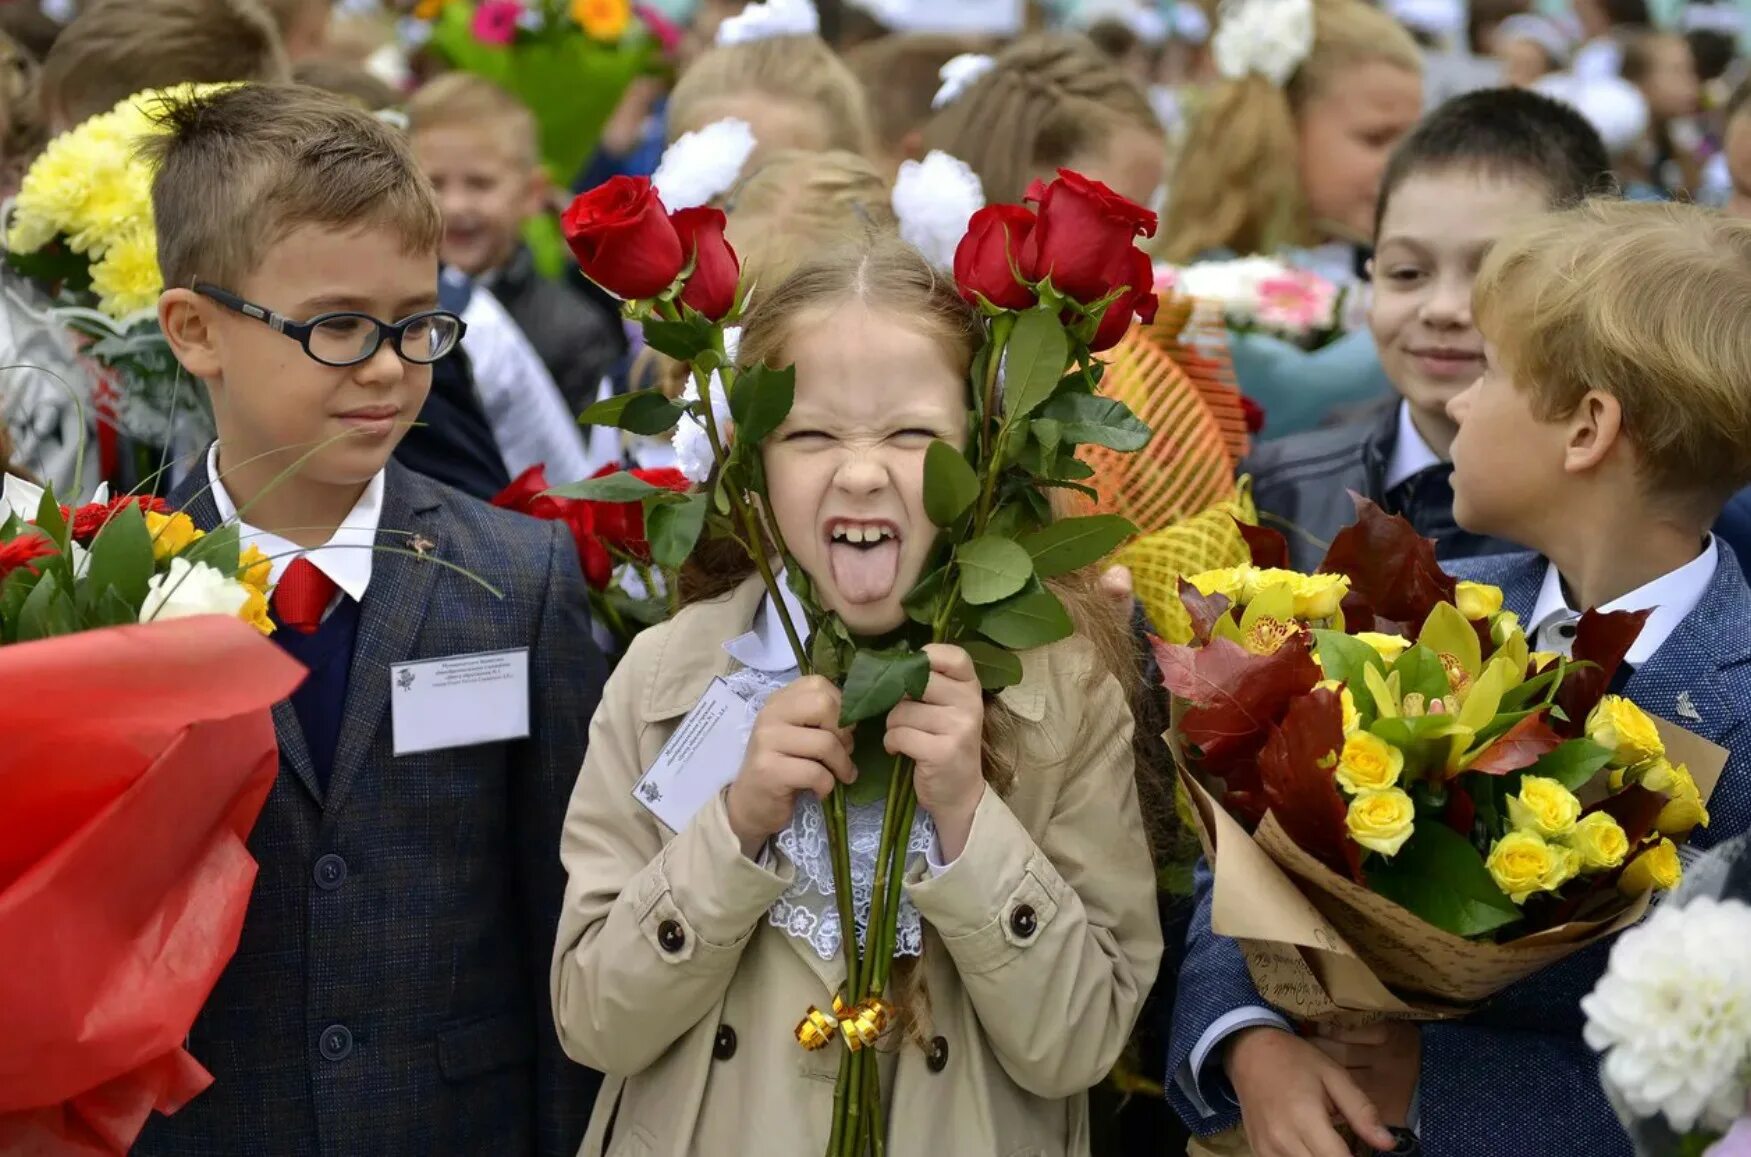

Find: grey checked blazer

[136,461,608,1157]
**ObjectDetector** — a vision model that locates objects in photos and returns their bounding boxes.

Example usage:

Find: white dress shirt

[1384,401,1443,492]
[1527,537,1720,661]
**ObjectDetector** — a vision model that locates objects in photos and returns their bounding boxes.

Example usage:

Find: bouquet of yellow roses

[1157,501,1726,1019]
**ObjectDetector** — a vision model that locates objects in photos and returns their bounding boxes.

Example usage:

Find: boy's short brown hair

[404,72,538,166]
[40,0,290,128]
[143,83,442,293]
[1475,199,1751,506]
[292,58,401,112]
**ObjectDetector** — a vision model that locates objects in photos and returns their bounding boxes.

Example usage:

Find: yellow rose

[1335,730,1403,794]
[239,584,275,636]
[1657,794,1709,837]
[1187,565,1253,605]
[1357,632,1411,663]
[1563,812,1629,872]
[1455,581,1504,621]
[1289,573,1350,620]
[1506,776,1583,839]
[1586,695,1665,767]
[1487,831,1570,903]
[1345,788,1416,857]
[1318,680,1362,734]
[1651,761,1710,836]
[1619,838,1683,895]
[1635,757,1683,793]
[144,510,199,562]
[238,544,272,594]
[1243,568,1298,602]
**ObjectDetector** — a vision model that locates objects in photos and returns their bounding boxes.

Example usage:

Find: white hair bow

[716,0,820,46]
[651,119,758,212]
[1211,0,1315,87]
[932,53,997,110]
[892,151,984,271]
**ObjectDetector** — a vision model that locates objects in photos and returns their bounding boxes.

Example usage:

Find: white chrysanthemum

[1211,0,1314,86]
[716,0,818,45]
[892,151,983,272]
[1169,256,1293,319]
[672,326,741,484]
[139,557,252,624]
[1581,897,1751,1135]
[651,118,757,212]
[932,53,996,110]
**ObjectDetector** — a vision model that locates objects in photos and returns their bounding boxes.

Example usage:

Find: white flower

[139,557,252,624]
[892,151,984,271]
[1212,0,1314,86]
[1582,897,1751,1135]
[932,53,996,110]
[672,327,740,484]
[716,0,819,46]
[1169,256,1294,318]
[651,118,757,212]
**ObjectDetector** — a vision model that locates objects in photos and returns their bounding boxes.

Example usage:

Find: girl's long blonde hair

[1157,0,1421,262]
[921,33,1161,205]
[668,34,876,158]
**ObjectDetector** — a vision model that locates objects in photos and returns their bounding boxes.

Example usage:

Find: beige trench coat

[551,577,1163,1157]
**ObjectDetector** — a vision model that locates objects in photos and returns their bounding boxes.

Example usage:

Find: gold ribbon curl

[794,995,893,1053]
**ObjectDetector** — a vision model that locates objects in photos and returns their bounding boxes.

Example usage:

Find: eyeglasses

[193,283,467,368]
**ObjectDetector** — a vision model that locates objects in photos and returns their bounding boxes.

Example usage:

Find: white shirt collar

[724,572,812,673]
[206,442,386,603]
[1528,537,1719,666]
[1385,401,1443,492]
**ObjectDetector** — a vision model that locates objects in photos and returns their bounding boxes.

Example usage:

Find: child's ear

[526,165,552,219]
[1563,389,1625,475]
[158,289,224,385]
[1363,256,1376,282]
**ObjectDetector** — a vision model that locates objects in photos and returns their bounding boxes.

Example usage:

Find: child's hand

[885,644,985,860]
[1310,1021,1420,1129]
[1225,1026,1396,1157]
[726,677,856,859]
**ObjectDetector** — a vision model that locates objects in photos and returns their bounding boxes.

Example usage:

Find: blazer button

[925,1035,948,1073]
[1009,904,1038,939]
[318,1024,353,1062]
[313,853,347,891]
[657,919,686,954]
[713,1025,738,1061]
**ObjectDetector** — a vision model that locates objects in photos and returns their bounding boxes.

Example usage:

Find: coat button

[657,919,686,953]
[925,1035,948,1073]
[713,1025,737,1061]
[313,854,347,890]
[1010,904,1038,939]
[318,1024,353,1061]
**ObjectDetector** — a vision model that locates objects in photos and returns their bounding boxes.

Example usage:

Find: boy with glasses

[140,84,606,1157]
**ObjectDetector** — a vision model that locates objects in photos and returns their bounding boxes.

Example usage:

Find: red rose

[1021,169,1158,307]
[573,510,613,591]
[583,465,692,561]
[670,207,740,322]
[953,204,1039,311]
[1240,395,1267,435]
[1088,247,1159,353]
[561,176,687,301]
[0,531,57,579]
[492,465,612,588]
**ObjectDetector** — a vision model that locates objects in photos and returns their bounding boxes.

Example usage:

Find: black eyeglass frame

[192,282,467,368]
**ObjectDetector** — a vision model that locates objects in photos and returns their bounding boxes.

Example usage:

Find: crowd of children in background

[2,0,1750,1154]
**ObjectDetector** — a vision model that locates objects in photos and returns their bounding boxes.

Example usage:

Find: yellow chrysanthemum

[239,583,276,636]
[572,0,631,38]
[89,228,163,319]
[238,544,273,594]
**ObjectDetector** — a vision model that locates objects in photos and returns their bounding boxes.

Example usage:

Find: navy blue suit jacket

[138,462,608,1157]
[1166,547,1751,1156]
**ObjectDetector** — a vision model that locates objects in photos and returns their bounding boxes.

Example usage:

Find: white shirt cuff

[1174,1006,1293,1118]
[926,832,954,877]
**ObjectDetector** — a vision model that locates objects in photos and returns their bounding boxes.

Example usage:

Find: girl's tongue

[827,537,901,604]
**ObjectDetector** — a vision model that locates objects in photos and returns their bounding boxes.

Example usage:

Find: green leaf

[16,569,73,641]
[923,440,979,528]
[846,720,897,805]
[646,492,708,570]
[903,565,949,626]
[962,640,1023,691]
[1393,644,1453,702]
[1364,822,1521,938]
[578,389,685,436]
[810,616,855,682]
[83,504,154,610]
[1038,393,1151,452]
[1527,739,1616,793]
[839,646,933,726]
[1499,665,1565,713]
[728,363,795,445]
[87,584,140,628]
[956,536,1034,606]
[34,487,67,547]
[1019,514,1136,578]
[182,522,239,577]
[639,315,718,362]
[1311,629,1386,718]
[604,589,670,626]
[976,588,1074,649]
[547,472,685,503]
[1003,306,1073,419]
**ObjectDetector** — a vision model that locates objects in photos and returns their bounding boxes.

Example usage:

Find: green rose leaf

[962,639,1024,691]
[579,389,686,436]
[1038,393,1150,452]
[1003,305,1073,420]
[839,646,933,726]
[903,564,949,626]
[1527,738,1616,793]
[923,440,979,528]
[976,588,1074,650]
[639,314,719,362]
[646,491,709,570]
[956,535,1034,606]
[17,568,74,641]
[182,522,239,576]
[1311,629,1386,718]
[729,363,796,445]
[1364,822,1521,939]
[846,719,897,805]
[84,503,155,610]
[1019,514,1136,579]
[546,472,687,504]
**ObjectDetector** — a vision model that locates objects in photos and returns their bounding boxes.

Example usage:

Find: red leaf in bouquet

[1465,712,1565,776]
[1153,632,1322,782]
[1234,516,1290,569]
[1444,783,1477,837]
[1318,496,1456,629]
[1554,608,1653,737]
[1020,169,1158,307]
[1174,580,1231,645]
[670,206,740,322]
[954,204,1039,311]
[1260,686,1363,883]
[561,176,686,301]
[0,531,57,579]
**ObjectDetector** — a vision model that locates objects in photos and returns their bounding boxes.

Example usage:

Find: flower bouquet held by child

[552,165,1163,1156]
[1159,500,1727,1022]
[1155,257,1344,350]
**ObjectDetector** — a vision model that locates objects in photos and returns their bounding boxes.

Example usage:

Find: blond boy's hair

[39,0,291,128]
[143,84,442,293]
[669,34,875,158]
[405,71,539,166]
[1474,199,1751,505]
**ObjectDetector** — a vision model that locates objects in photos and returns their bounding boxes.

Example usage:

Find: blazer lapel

[323,465,444,818]
[1626,550,1751,747]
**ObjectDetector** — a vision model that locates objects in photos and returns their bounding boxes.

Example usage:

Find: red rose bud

[561,176,686,301]
[1021,169,1158,307]
[670,207,740,322]
[1088,248,1158,353]
[954,204,1039,311]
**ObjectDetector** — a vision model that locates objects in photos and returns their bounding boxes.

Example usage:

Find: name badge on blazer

[390,648,531,756]
[632,677,753,832]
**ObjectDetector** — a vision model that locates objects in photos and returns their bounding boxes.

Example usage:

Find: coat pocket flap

[436,1010,534,1082]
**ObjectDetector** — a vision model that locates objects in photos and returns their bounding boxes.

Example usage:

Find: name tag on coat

[391,648,531,755]
[632,677,752,832]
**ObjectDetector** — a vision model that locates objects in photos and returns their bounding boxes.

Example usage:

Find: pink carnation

[1254,270,1338,334]
[471,0,522,45]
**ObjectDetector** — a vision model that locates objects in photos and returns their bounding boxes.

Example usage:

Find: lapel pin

[409,534,436,558]
[1676,692,1703,724]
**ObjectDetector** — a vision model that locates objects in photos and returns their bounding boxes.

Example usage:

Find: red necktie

[273,556,340,634]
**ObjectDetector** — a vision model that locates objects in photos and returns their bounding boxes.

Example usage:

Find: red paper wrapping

[0,616,305,1154]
